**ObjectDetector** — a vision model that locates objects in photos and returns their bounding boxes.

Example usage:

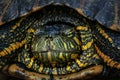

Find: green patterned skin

[18,5,100,75]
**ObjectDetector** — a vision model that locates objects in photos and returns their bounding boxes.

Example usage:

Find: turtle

[0,0,120,80]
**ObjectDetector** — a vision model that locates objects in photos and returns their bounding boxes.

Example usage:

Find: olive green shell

[0,0,120,31]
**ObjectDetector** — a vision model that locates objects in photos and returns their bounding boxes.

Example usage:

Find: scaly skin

[0,4,120,80]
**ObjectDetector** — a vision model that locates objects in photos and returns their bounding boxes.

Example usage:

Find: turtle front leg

[2,64,33,80]
[2,64,103,80]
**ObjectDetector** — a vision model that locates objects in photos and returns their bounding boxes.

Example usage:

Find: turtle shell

[0,0,120,31]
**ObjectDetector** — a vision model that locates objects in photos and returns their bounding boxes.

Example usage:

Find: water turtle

[0,0,120,80]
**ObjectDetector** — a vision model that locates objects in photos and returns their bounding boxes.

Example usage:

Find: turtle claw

[2,64,50,80]
[2,64,30,80]
[2,64,103,80]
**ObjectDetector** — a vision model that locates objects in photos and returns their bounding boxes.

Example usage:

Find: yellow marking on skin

[18,53,20,62]
[5,48,12,54]
[53,45,56,50]
[70,42,74,48]
[2,49,7,56]
[51,41,56,50]
[38,64,43,72]
[66,53,68,60]
[24,44,27,49]
[0,39,26,56]
[66,65,72,71]
[75,59,87,67]
[27,57,35,68]
[45,68,49,74]
[73,37,81,45]
[86,53,92,58]
[98,26,113,43]
[92,54,100,59]
[76,26,88,31]
[95,44,120,69]
[10,42,19,50]
[35,43,39,51]
[63,42,67,50]
[75,59,80,67]
[48,51,52,62]
[39,52,42,60]
[71,54,78,59]
[0,34,5,38]
[25,56,31,61]
[82,39,93,50]
[10,18,25,32]
[27,28,35,33]
[52,68,57,75]
[59,52,65,61]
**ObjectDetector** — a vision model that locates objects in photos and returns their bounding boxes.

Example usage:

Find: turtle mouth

[33,50,80,53]
[32,46,81,67]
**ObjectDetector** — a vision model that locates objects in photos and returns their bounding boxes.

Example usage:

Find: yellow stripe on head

[82,39,93,50]
[76,26,88,31]
[27,57,35,68]
[73,37,81,45]
[27,28,35,33]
